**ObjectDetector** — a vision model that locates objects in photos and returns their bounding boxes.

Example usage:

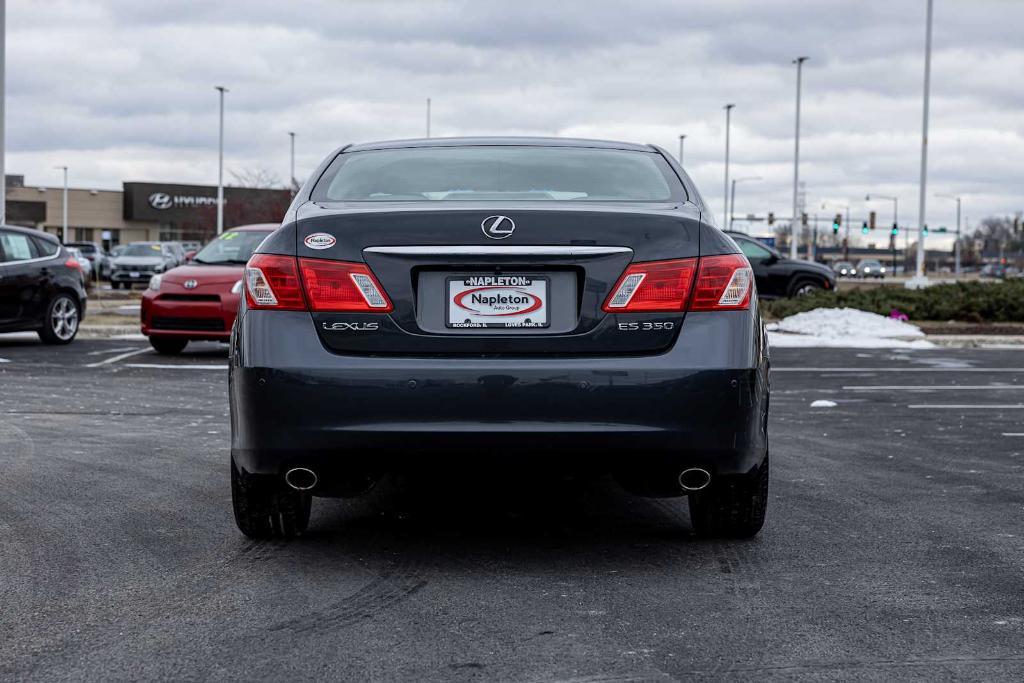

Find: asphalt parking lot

[2,337,1023,680]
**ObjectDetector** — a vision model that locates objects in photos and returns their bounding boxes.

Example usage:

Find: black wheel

[231,458,311,539]
[149,337,188,355]
[111,281,122,290]
[688,455,769,538]
[37,293,80,345]
[791,279,821,297]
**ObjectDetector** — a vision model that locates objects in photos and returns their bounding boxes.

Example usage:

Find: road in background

[1,341,1023,680]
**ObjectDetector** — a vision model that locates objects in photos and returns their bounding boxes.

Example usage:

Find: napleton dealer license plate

[446,275,550,329]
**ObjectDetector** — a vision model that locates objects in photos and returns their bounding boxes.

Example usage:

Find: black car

[229,137,770,539]
[0,225,88,343]
[724,231,837,297]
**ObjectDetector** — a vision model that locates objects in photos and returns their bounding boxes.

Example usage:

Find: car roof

[1,224,60,243]
[225,223,279,232]
[344,136,656,154]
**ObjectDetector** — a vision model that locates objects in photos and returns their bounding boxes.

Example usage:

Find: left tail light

[244,254,392,312]
[64,257,82,272]
[602,253,753,312]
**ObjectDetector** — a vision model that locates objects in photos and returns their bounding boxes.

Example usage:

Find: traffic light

[869,211,876,230]
[767,212,775,226]
[891,223,899,236]
[801,212,808,226]
[832,213,842,234]
[861,222,869,235]
[922,225,929,237]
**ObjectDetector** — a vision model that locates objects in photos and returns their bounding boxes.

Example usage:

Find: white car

[65,247,93,281]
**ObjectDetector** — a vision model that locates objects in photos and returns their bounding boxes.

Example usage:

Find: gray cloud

[7,0,1022,239]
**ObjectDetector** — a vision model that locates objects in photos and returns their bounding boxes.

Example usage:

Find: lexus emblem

[148,192,173,210]
[183,279,198,289]
[481,215,515,240]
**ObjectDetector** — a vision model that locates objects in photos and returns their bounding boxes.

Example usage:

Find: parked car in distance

[141,224,276,354]
[229,137,770,540]
[65,241,112,279]
[110,242,179,289]
[857,259,886,279]
[180,241,202,253]
[725,231,837,297]
[832,260,857,277]
[0,225,87,344]
[110,244,128,258]
[65,247,93,281]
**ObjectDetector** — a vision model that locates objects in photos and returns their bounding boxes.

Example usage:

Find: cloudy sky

[7,0,1023,242]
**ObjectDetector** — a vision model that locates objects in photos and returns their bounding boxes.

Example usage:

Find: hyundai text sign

[147,192,219,211]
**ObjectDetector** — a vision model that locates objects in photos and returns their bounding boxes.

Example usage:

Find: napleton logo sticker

[453,286,542,316]
[304,233,336,250]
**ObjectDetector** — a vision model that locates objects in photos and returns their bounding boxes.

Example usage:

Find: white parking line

[86,346,138,356]
[908,404,1024,409]
[1003,433,1024,437]
[843,385,1024,391]
[774,367,1024,373]
[122,363,228,370]
[85,348,150,368]
[0,358,9,364]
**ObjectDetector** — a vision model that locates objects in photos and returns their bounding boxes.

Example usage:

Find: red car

[141,224,276,354]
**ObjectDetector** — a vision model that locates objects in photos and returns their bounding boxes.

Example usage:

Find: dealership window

[75,227,94,242]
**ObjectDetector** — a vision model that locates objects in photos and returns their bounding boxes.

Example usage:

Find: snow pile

[810,400,837,408]
[767,307,935,349]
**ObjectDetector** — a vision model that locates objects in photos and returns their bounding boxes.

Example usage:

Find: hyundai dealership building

[4,175,291,247]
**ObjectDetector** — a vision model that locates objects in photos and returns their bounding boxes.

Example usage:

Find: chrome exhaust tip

[284,467,318,492]
[679,468,711,492]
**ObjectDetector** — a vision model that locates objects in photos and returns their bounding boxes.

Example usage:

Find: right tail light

[603,253,752,312]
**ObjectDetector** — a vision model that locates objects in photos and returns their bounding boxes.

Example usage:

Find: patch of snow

[768,307,935,349]
[810,399,838,408]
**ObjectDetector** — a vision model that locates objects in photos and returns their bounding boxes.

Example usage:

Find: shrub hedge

[761,279,1024,322]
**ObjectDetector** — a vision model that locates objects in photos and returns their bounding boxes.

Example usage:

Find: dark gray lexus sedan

[229,137,770,539]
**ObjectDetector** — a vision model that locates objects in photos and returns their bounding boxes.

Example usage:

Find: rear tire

[37,293,80,345]
[231,459,311,539]
[791,279,821,297]
[688,455,769,538]
[149,337,188,355]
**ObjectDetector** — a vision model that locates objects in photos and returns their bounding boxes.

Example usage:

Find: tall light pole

[790,56,809,259]
[288,131,296,192]
[914,0,934,280]
[426,97,431,138]
[936,193,962,275]
[722,104,734,226]
[729,176,762,232]
[0,0,5,226]
[678,134,686,165]
[55,166,68,243]
[215,86,228,235]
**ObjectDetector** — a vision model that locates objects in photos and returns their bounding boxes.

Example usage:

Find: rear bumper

[141,291,237,341]
[230,310,770,477]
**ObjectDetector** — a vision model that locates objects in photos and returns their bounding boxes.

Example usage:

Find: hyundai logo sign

[147,192,219,210]
[148,192,173,210]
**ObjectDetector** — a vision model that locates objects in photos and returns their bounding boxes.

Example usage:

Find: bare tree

[229,167,283,189]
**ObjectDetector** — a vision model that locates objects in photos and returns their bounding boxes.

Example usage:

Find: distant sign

[756,237,776,248]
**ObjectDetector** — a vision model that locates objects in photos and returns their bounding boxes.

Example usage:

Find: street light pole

[426,97,431,138]
[0,0,5,226]
[730,177,762,232]
[55,166,68,243]
[288,131,296,192]
[215,86,228,235]
[791,56,809,260]
[914,0,934,280]
[678,134,686,165]
[722,104,734,226]
[937,193,962,275]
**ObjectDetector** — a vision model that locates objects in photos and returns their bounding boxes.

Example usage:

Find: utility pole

[791,56,809,260]
[55,166,68,243]
[914,0,934,280]
[215,86,227,235]
[722,104,734,227]
[426,97,431,138]
[288,131,296,193]
[0,0,5,225]
[678,134,686,165]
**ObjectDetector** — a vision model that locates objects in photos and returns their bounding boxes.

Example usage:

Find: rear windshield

[121,244,162,257]
[193,230,271,265]
[312,146,683,202]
